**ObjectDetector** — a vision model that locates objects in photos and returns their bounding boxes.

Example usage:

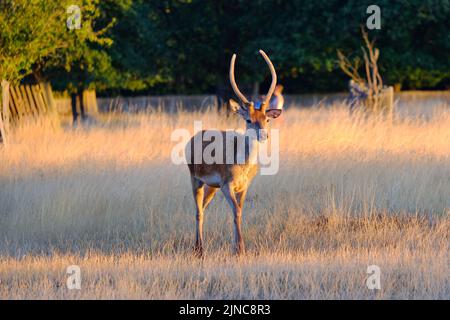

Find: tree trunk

[78,87,86,121]
[71,92,78,124]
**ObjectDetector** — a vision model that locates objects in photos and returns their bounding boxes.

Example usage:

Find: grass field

[0,101,449,299]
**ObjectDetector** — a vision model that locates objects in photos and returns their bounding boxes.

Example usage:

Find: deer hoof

[235,245,245,256]
[193,245,204,258]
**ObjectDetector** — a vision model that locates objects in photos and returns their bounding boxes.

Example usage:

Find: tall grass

[0,103,448,299]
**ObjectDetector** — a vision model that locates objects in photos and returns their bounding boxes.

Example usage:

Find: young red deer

[185,50,282,256]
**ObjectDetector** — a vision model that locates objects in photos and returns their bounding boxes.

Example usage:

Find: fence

[3,86,448,143]
[369,86,394,113]
[53,90,99,116]
[97,95,219,113]
[0,81,59,145]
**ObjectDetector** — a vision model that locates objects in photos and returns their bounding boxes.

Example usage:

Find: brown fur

[186,130,258,192]
[187,50,280,256]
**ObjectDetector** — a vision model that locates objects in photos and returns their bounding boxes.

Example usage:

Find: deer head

[229,50,282,142]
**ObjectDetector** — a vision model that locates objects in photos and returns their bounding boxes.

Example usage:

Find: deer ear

[266,109,282,119]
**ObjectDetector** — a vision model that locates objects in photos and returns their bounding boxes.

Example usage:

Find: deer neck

[243,129,260,166]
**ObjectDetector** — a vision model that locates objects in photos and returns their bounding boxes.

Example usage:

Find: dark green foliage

[100,0,450,93]
[0,0,112,89]
[1,0,448,94]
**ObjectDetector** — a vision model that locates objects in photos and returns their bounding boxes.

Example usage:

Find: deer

[185,50,282,256]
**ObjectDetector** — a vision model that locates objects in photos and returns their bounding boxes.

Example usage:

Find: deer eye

[266,119,270,123]
[246,119,251,124]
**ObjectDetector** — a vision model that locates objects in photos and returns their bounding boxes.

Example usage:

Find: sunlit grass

[0,102,448,299]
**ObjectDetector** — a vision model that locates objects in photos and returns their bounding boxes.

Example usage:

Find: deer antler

[229,54,250,104]
[229,51,277,111]
[259,50,277,110]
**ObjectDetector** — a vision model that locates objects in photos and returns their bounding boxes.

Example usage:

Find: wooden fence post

[386,86,394,120]
[40,82,60,128]
[10,86,25,118]
[387,86,394,113]
[1,80,10,145]
[379,86,394,116]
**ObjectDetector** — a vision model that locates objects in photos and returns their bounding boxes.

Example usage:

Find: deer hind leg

[203,185,218,211]
[222,183,245,255]
[236,188,248,210]
[191,176,205,257]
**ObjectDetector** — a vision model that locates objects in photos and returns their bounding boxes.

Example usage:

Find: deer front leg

[191,177,205,257]
[222,183,245,255]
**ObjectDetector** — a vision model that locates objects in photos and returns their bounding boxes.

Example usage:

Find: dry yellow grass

[0,103,449,299]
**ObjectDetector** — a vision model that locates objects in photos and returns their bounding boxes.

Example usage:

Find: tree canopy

[0,0,111,88]
[1,0,448,94]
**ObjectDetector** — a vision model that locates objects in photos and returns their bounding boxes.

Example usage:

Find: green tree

[37,0,114,122]
[3,0,448,95]
[0,0,67,83]
[0,0,111,85]
[38,1,114,91]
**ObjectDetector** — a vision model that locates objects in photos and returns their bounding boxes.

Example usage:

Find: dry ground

[0,102,449,299]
